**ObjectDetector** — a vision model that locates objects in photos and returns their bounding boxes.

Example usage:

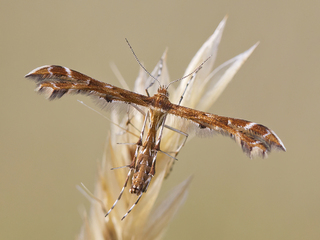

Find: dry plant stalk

[76,16,260,240]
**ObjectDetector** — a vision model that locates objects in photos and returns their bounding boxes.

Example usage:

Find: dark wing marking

[168,103,286,158]
[25,65,152,106]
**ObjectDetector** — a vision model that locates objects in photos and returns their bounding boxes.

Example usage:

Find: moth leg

[164,124,189,157]
[154,115,167,152]
[119,108,149,148]
[105,168,133,218]
[121,149,156,221]
[125,104,145,133]
[106,111,151,218]
[121,191,143,221]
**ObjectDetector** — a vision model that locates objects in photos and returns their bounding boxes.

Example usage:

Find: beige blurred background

[1,0,319,239]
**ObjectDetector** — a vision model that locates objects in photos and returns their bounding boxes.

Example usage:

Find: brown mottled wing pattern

[25,65,151,107]
[168,104,286,158]
[26,65,285,158]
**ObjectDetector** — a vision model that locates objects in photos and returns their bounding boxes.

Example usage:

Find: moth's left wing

[168,103,286,158]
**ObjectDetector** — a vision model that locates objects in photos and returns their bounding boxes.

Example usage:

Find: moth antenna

[105,168,133,218]
[144,57,164,96]
[167,56,211,89]
[125,38,161,88]
[166,56,211,106]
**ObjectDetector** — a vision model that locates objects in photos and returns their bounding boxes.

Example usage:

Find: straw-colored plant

[77,16,257,240]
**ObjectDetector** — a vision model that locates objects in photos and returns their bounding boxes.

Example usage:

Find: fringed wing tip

[270,129,286,152]
[35,85,72,100]
[238,136,286,159]
[183,119,286,159]
[25,65,52,81]
[36,86,57,100]
[234,123,286,159]
[25,73,41,82]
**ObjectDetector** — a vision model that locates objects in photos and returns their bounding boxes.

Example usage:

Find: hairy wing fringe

[167,114,284,158]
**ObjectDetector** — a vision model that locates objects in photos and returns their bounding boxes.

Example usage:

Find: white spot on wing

[63,67,72,78]
[48,66,53,77]
[251,140,261,146]
[244,122,256,130]
[215,126,222,131]
[262,131,271,138]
